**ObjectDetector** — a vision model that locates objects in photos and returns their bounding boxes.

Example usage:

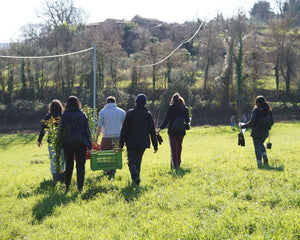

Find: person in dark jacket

[119,94,158,185]
[59,96,92,193]
[240,95,274,168]
[157,93,190,169]
[37,99,65,180]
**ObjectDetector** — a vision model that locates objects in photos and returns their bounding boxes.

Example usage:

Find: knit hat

[135,94,147,106]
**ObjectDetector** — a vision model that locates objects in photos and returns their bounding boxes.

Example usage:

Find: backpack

[64,118,83,146]
[258,111,273,131]
[170,115,186,134]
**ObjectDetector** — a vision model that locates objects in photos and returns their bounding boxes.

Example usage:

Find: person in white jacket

[95,96,126,177]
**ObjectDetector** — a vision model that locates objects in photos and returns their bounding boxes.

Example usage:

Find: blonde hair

[170,92,185,108]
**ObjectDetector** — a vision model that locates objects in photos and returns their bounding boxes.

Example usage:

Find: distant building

[86,16,164,33]
[86,18,128,33]
[131,15,163,28]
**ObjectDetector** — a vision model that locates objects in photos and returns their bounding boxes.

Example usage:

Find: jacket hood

[104,103,117,109]
[63,107,83,120]
[256,107,269,116]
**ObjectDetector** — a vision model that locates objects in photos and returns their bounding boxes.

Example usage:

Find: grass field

[0,122,299,239]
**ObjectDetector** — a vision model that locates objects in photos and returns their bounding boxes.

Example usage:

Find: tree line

[0,0,299,122]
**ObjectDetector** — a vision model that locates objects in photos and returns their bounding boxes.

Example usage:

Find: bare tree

[38,0,87,98]
[268,13,299,97]
[39,0,86,28]
[218,18,236,109]
[143,37,164,102]
[199,21,223,92]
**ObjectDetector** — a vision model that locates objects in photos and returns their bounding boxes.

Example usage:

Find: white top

[97,103,126,138]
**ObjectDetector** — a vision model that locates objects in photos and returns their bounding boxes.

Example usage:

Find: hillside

[0,12,299,134]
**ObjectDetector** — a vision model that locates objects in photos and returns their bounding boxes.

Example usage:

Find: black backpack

[258,111,273,131]
[64,118,83,146]
[170,115,185,134]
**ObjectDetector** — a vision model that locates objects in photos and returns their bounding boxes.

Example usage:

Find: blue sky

[0,0,279,43]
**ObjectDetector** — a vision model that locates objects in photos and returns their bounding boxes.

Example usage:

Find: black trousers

[127,148,146,182]
[64,144,87,190]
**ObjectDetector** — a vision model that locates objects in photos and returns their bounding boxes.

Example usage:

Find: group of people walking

[38,92,190,193]
[38,93,273,193]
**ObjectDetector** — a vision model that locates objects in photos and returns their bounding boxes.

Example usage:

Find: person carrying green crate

[119,94,158,186]
[94,96,126,178]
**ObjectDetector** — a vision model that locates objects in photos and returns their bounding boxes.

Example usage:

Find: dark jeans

[169,134,184,168]
[100,137,119,175]
[64,144,87,190]
[127,148,145,182]
[252,136,267,161]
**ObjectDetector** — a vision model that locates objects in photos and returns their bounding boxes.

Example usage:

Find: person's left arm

[157,107,171,133]
[270,111,274,126]
[184,107,190,124]
[82,113,92,150]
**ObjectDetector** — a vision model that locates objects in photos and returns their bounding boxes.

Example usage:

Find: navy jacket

[60,107,92,149]
[120,106,158,151]
[159,102,190,136]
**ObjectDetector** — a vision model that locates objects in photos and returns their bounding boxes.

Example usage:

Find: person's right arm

[94,126,101,144]
[94,110,103,143]
[37,114,49,147]
[119,111,131,149]
[157,107,170,133]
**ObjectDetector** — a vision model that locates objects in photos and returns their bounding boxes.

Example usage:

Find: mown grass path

[0,122,299,239]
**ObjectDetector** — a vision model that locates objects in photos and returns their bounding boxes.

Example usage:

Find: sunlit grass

[0,122,299,239]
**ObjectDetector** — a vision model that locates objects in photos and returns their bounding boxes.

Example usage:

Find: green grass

[0,123,299,239]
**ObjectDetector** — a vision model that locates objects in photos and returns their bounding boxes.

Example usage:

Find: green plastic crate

[90,150,122,171]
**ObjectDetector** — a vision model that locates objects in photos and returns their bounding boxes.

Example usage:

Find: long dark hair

[65,96,82,110]
[49,99,63,114]
[170,92,185,108]
[255,95,271,114]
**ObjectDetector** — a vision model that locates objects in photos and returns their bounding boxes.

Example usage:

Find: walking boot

[263,157,269,166]
[263,153,269,166]
[257,160,263,168]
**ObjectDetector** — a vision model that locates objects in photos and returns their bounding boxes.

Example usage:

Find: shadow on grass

[120,182,146,202]
[18,180,57,199]
[31,179,79,223]
[32,192,76,223]
[0,134,18,149]
[0,133,37,149]
[31,174,124,222]
[81,175,119,200]
[260,164,285,172]
[21,133,37,146]
[168,167,191,178]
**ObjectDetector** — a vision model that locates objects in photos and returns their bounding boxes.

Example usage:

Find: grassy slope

[0,122,299,239]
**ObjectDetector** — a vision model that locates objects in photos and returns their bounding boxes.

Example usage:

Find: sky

[0,0,279,43]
